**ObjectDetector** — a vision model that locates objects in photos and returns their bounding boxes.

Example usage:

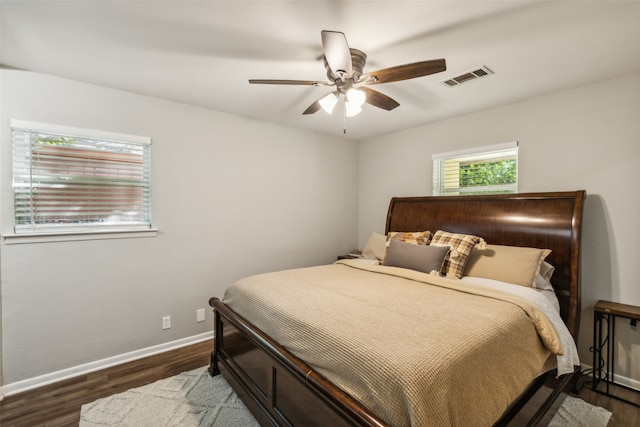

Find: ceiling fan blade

[303,100,322,115]
[363,59,446,85]
[360,87,400,111]
[321,30,352,79]
[249,79,330,86]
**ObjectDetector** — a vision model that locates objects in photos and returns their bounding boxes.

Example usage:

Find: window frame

[4,119,157,244]
[432,142,518,197]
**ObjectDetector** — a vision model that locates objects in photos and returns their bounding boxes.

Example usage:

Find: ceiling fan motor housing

[325,48,367,84]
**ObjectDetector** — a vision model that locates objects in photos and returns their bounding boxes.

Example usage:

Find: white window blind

[432,142,518,196]
[11,120,152,234]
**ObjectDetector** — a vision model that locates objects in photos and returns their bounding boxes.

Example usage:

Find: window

[10,120,153,239]
[432,142,518,196]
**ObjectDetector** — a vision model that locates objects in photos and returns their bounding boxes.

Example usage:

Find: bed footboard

[209,297,388,427]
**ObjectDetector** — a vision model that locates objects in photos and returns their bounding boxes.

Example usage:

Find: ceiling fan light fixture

[319,92,339,114]
[346,88,366,108]
[345,100,362,117]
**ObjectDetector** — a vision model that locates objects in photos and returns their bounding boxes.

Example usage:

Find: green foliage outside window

[37,136,75,145]
[460,159,516,187]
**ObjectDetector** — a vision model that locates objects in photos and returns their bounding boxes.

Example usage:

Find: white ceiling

[2,1,639,140]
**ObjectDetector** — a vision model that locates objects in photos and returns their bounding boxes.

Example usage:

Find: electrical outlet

[162,316,171,330]
[197,309,205,323]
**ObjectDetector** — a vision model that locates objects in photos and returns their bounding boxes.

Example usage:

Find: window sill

[2,228,159,245]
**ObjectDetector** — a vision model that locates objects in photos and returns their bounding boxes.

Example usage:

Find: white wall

[359,72,640,385]
[0,69,359,386]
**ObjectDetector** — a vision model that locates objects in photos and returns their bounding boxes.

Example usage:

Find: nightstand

[337,251,362,260]
[337,255,359,260]
[592,299,640,407]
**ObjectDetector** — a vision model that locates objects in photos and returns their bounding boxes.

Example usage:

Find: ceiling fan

[249,30,447,118]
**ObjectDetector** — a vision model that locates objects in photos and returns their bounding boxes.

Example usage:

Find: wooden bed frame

[209,191,586,426]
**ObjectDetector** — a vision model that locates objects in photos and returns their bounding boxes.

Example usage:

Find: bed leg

[208,305,222,377]
[572,367,584,393]
[208,350,220,376]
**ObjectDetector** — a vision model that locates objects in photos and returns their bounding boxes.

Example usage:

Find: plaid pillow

[430,230,486,279]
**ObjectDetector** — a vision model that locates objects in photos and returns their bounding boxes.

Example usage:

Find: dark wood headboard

[385,191,586,340]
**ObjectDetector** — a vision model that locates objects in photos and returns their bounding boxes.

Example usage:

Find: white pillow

[361,231,387,261]
[534,261,556,291]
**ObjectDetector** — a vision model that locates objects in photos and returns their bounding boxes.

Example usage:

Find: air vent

[442,66,493,87]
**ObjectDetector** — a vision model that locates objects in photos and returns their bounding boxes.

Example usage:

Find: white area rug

[80,366,611,426]
[80,367,259,427]
[548,395,612,427]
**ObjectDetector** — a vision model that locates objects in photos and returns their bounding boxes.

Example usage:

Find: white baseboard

[581,363,640,391]
[2,331,213,397]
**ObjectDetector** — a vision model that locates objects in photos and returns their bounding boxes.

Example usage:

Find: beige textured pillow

[430,230,486,279]
[361,231,387,261]
[464,244,551,288]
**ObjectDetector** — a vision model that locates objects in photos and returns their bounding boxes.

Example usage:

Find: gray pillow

[382,239,450,274]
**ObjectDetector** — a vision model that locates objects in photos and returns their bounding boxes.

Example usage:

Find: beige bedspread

[223,259,562,427]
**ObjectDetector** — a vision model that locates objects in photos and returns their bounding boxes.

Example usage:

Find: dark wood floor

[577,379,640,427]
[1,340,638,426]
[0,340,212,427]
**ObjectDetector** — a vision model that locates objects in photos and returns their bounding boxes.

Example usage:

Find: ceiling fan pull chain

[343,106,347,134]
